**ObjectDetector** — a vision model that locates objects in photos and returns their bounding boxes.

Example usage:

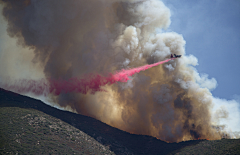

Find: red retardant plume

[2,58,174,95]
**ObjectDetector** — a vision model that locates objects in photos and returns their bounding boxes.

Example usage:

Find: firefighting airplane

[171,54,182,58]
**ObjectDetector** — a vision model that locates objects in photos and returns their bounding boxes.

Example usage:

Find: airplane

[171,54,182,58]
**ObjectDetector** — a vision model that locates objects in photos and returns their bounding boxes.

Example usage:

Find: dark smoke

[1,0,233,142]
[1,58,173,96]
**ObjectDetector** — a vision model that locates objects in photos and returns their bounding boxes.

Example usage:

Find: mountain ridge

[0,88,239,155]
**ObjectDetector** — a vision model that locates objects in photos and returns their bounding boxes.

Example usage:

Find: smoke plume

[0,0,239,142]
[1,58,174,95]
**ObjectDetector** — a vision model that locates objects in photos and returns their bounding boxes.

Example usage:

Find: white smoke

[212,97,240,132]
[0,0,239,141]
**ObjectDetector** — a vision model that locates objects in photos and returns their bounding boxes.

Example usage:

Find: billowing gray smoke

[0,0,234,142]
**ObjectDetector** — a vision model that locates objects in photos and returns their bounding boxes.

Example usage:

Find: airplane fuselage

[171,54,182,58]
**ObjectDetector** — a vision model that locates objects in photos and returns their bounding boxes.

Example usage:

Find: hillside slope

[0,88,239,155]
[174,138,240,155]
[0,106,115,155]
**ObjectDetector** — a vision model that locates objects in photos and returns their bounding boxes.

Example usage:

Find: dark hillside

[0,88,239,155]
[174,138,240,155]
[0,106,115,155]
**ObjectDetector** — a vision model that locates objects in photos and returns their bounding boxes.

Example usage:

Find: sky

[162,0,240,100]
[0,0,239,135]
[0,1,239,100]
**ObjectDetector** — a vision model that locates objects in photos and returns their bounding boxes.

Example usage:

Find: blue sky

[0,0,239,133]
[0,1,239,101]
[162,0,240,100]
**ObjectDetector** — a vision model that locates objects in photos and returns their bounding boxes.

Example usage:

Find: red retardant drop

[1,58,174,95]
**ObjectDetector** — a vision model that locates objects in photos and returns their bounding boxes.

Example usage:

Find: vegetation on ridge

[0,107,115,155]
[0,88,239,155]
